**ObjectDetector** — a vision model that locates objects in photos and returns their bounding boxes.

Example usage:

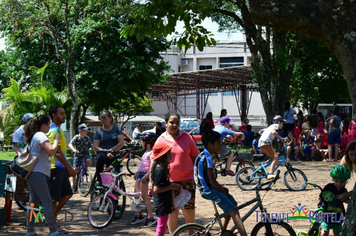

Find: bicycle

[236,154,307,191]
[214,140,254,179]
[87,166,142,229]
[172,170,296,236]
[296,182,337,236]
[72,153,93,197]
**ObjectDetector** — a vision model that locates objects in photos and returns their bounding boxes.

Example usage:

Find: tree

[289,36,349,112]
[248,1,356,234]
[121,0,300,123]
[0,0,170,138]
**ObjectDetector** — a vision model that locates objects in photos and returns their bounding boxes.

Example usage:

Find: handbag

[10,145,43,180]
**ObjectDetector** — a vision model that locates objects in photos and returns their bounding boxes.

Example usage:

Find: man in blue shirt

[213,116,244,176]
[243,124,254,147]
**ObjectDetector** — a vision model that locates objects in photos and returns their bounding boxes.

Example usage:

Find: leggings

[155,214,169,236]
[26,172,57,234]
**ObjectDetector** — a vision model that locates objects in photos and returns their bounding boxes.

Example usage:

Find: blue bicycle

[236,155,307,191]
[73,153,93,197]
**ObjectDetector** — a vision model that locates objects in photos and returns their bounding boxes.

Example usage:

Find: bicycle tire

[284,168,307,191]
[236,167,261,190]
[172,223,211,236]
[16,201,28,211]
[126,155,141,175]
[213,167,218,179]
[250,222,296,236]
[87,194,115,229]
[235,160,254,173]
[78,170,93,197]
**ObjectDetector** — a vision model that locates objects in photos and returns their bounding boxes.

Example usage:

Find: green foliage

[289,36,348,111]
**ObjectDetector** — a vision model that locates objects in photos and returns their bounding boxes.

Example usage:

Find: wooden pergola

[148,66,259,121]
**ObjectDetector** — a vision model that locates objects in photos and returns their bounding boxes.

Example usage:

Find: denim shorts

[218,146,231,158]
[321,222,342,233]
[328,131,341,145]
[136,172,149,182]
[200,188,237,214]
[73,155,91,168]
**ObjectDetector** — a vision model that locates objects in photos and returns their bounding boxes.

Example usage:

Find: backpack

[200,118,209,135]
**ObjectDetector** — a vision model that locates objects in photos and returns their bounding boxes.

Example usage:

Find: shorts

[200,188,237,214]
[328,131,341,145]
[258,140,271,148]
[49,168,73,202]
[172,179,196,210]
[321,222,342,233]
[303,146,312,153]
[217,146,231,158]
[136,172,149,182]
[73,154,91,168]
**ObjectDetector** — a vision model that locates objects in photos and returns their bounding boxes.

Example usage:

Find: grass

[0,151,16,161]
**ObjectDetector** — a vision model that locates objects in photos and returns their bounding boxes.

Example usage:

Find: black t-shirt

[320,183,347,218]
[156,127,166,136]
[153,166,172,217]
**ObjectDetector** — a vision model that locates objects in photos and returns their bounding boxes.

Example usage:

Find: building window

[199,65,212,70]
[223,91,238,96]
[220,57,244,68]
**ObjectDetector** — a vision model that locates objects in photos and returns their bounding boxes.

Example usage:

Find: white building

[150,40,266,127]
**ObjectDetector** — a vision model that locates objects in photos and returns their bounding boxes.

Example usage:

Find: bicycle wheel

[78,170,93,197]
[236,167,261,190]
[126,155,141,175]
[250,222,296,236]
[284,168,307,191]
[235,159,254,173]
[113,178,126,220]
[87,194,115,229]
[172,223,211,236]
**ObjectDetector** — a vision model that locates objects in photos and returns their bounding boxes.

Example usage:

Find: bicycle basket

[100,172,114,187]
[173,185,191,210]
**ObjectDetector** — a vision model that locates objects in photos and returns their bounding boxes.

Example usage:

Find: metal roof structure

[148,66,259,120]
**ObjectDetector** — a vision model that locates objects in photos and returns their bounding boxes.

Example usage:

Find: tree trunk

[249,1,356,233]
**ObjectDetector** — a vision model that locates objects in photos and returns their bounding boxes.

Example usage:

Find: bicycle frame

[249,155,289,180]
[97,168,141,212]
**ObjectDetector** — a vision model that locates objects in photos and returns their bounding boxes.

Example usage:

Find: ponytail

[25,115,50,144]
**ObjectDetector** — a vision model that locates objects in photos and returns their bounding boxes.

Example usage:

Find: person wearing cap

[132,123,142,141]
[68,123,96,191]
[150,138,180,236]
[213,116,245,176]
[258,115,287,180]
[153,111,200,234]
[13,113,33,156]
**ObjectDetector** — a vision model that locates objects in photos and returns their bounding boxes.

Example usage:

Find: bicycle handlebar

[106,166,132,178]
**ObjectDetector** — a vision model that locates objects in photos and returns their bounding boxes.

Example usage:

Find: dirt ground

[1,160,355,236]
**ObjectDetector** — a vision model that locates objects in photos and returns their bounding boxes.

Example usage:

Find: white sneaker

[266,174,276,180]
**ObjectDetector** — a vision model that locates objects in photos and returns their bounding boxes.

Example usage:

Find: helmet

[141,132,158,145]
[273,115,285,124]
[330,165,351,179]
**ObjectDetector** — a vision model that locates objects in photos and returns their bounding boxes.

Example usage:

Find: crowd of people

[11,105,356,236]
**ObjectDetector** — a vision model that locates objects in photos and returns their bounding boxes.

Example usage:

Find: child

[151,139,180,236]
[315,133,328,161]
[194,130,247,236]
[284,131,300,161]
[68,123,96,190]
[258,115,287,180]
[319,165,350,236]
[297,130,316,161]
[131,132,158,227]
[250,133,262,161]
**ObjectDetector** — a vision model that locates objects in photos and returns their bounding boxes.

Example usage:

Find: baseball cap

[22,113,33,123]
[273,115,285,123]
[152,139,174,160]
[220,116,233,124]
[78,123,90,131]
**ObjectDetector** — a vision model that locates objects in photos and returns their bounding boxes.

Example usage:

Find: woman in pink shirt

[154,112,200,234]
[348,114,356,145]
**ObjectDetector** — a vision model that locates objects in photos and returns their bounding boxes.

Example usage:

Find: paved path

[1,161,355,235]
